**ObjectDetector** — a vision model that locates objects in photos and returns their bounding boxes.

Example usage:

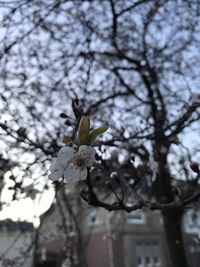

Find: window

[68,224,75,237]
[136,242,162,267]
[189,244,200,254]
[41,248,46,261]
[183,209,200,234]
[190,245,195,253]
[89,208,101,225]
[137,257,142,265]
[145,256,150,265]
[127,210,145,224]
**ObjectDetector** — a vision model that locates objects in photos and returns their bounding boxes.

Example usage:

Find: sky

[0,186,54,227]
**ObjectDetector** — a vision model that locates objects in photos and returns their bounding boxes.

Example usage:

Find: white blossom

[49,145,96,183]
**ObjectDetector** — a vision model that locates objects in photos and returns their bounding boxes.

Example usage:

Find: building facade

[0,219,35,267]
[35,188,200,267]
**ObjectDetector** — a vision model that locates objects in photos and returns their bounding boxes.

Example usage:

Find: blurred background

[0,1,200,267]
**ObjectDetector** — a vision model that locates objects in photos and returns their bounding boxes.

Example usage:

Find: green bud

[87,125,108,145]
[62,137,72,145]
[77,116,90,145]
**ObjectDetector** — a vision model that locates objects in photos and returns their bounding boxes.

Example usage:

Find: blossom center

[74,156,86,167]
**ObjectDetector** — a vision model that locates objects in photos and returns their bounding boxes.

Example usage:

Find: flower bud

[80,188,86,194]
[190,162,199,173]
[110,172,119,182]
[172,187,181,196]
[80,187,88,195]
[60,113,68,118]
[64,119,72,126]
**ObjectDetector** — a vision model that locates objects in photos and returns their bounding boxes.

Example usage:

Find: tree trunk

[152,139,189,267]
[162,209,188,267]
[152,165,189,267]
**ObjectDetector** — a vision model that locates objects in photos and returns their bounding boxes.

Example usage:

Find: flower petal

[50,158,63,172]
[48,170,63,181]
[58,146,76,165]
[78,145,95,167]
[64,165,87,182]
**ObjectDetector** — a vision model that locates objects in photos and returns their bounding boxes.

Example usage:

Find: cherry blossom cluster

[49,145,96,182]
[48,115,108,183]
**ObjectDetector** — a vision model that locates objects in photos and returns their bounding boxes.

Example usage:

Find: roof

[0,219,34,232]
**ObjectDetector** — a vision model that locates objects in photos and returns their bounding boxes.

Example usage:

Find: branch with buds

[49,114,200,213]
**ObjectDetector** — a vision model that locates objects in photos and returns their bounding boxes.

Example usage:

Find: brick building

[0,219,34,267]
[35,187,200,267]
